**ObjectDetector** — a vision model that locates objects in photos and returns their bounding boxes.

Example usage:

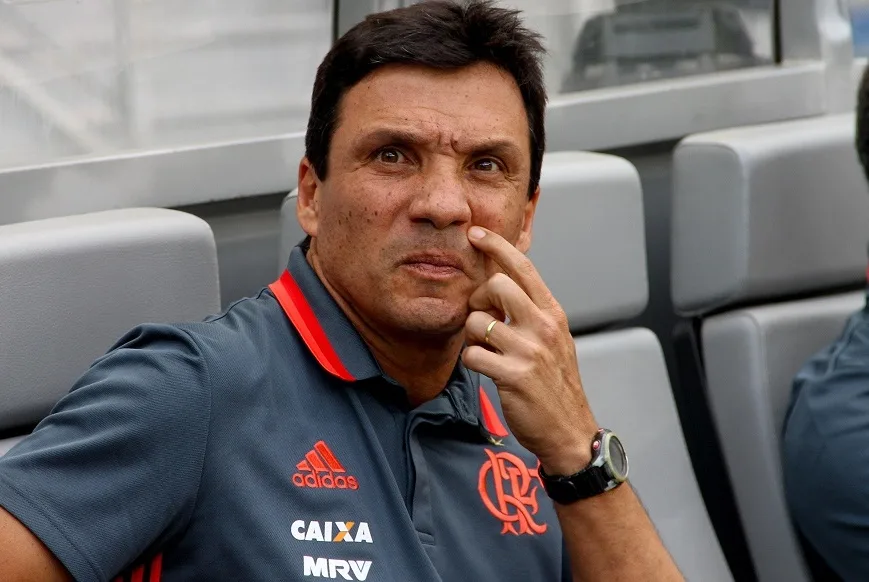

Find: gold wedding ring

[484,320,498,345]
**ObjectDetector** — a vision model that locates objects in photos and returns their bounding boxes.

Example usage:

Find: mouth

[400,252,465,279]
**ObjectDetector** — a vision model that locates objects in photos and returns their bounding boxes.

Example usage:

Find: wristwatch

[538,429,629,504]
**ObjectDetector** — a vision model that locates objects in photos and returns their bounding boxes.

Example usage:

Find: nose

[407,160,472,230]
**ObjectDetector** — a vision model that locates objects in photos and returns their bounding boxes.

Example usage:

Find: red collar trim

[478,387,509,438]
[270,267,507,428]
[269,270,355,382]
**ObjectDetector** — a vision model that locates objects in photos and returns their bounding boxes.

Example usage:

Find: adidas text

[293,471,359,490]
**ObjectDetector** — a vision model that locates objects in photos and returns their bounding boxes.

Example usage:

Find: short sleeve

[0,323,212,582]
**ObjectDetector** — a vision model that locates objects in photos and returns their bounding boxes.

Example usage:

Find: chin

[386,296,468,336]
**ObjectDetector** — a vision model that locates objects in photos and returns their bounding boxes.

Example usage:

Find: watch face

[606,433,629,481]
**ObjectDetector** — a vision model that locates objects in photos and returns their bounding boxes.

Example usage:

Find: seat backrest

[278,151,732,580]
[0,437,24,457]
[279,191,306,274]
[0,208,221,447]
[526,151,648,331]
[672,114,869,315]
[576,327,732,580]
[671,114,869,582]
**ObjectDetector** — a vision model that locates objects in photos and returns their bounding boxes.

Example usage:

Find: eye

[472,158,501,173]
[376,148,405,164]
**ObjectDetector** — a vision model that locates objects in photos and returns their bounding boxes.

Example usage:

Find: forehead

[334,62,530,151]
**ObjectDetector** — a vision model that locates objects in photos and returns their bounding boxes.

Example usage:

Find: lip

[400,252,466,278]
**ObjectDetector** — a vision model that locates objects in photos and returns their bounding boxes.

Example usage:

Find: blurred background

[0,0,782,169]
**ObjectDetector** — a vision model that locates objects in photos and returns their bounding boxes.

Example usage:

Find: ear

[296,158,321,238]
[515,185,540,254]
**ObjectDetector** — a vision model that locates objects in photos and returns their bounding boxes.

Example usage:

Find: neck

[307,250,462,407]
[365,331,464,407]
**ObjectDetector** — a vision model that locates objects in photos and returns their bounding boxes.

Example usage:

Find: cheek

[320,182,402,242]
[471,196,526,238]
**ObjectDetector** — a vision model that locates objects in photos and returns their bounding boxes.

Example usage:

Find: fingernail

[468,226,486,240]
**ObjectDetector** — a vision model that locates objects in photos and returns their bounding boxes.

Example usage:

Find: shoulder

[782,306,869,581]
[787,306,869,433]
[143,287,298,386]
[798,305,869,379]
[176,288,279,357]
[783,305,869,501]
[66,288,287,408]
[160,287,325,404]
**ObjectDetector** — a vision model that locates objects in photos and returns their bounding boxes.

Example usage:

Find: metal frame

[780,0,855,112]
[0,0,858,225]
[547,63,825,152]
[0,133,305,226]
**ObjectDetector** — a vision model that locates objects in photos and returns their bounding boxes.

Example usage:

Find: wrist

[538,427,599,476]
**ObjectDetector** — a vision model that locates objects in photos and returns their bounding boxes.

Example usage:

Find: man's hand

[462,225,597,475]
[463,226,684,582]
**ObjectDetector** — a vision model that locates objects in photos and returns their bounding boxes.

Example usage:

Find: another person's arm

[463,226,682,581]
[782,318,869,581]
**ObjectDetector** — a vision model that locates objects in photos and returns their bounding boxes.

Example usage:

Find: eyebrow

[353,127,524,159]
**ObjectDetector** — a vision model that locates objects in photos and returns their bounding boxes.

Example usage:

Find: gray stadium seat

[0,208,221,455]
[279,151,732,580]
[671,113,869,582]
[0,437,25,458]
[279,191,306,273]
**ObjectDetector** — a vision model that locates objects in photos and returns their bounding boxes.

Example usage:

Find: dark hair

[858,64,869,183]
[305,0,547,198]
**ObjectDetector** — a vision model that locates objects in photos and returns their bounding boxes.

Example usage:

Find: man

[0,2,681,580]
[781,63,869,582]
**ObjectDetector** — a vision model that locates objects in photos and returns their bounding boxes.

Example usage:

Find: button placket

[404,391,464,548]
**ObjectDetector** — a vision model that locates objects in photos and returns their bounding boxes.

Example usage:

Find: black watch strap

[539,464,610,504]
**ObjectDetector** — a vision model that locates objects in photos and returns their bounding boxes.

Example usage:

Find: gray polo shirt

[0,245,566,581]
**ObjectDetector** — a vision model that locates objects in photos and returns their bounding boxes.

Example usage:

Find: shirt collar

[271,244,509,439]
[271,245,382,382]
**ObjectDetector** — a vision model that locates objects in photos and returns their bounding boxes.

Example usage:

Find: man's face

[298,62,539,338]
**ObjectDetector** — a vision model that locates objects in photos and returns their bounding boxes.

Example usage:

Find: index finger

[467,226,551,308]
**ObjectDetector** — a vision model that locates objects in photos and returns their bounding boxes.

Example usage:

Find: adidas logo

[293,441,359,490]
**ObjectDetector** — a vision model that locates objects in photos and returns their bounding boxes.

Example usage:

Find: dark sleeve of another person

[782,307,869,581]
[561,537,573,581]
[0,323,212,582]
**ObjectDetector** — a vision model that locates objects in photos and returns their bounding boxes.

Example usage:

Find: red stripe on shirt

[269,271,355,382]
[149,554,163,582]
[479,387,509,438]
